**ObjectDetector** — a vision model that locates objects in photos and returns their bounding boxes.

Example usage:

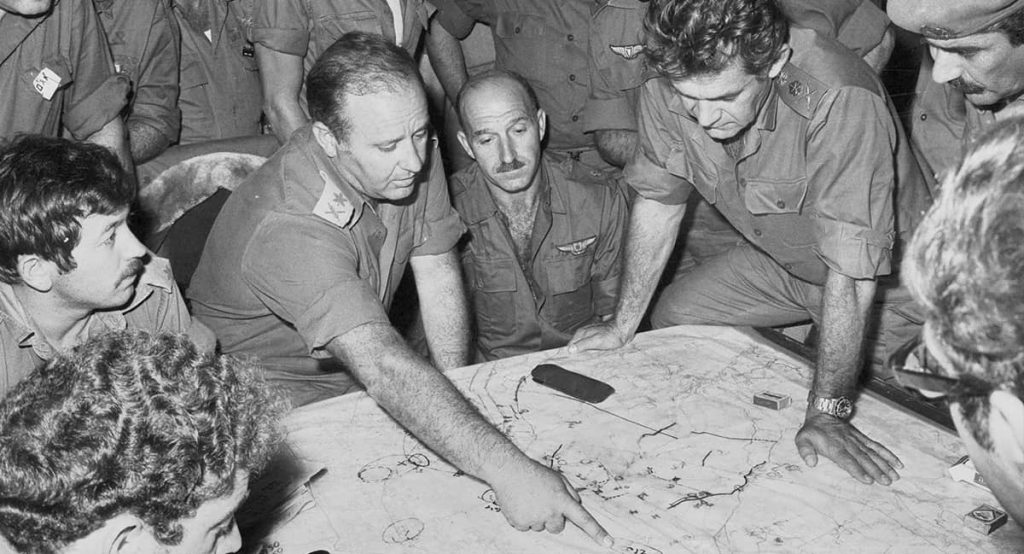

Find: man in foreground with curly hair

[0,330,285,553]
[901,117,1024,526]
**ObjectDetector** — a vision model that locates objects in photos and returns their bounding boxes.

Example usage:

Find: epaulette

[776,64,828,120]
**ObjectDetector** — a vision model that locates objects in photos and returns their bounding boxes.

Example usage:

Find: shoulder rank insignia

[313,171,355,228]
[776,67,827,119]
[556,236,597,256]
[609,44,645,60]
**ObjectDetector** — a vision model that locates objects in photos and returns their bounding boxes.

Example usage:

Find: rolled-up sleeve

[807,86,895,279]
[63,0,130,139]
[254,0,311,56]
[623,80,693,205]
[412,149,466,256]
[242,214,390,353]
[125,2,181,144]
[591,184,628,316]
[781,0,889,57]
[430,0,477,38]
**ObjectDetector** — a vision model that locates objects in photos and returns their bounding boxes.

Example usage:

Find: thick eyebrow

[372,123,431,147]
[925,39,983,55]
[471,116,530,137]
[678,89,742,102]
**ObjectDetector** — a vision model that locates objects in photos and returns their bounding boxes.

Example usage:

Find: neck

[11,284,92,350]
[488,167,543,219]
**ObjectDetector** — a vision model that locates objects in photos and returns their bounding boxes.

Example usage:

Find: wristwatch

[808,392,853,419]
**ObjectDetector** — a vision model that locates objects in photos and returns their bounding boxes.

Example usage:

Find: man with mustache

[451,70,628,361]
[190,34,613,543]
[0,135,208,397]
[889,0,1024,193]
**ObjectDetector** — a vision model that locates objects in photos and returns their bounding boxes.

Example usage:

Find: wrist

[806,391,854,420]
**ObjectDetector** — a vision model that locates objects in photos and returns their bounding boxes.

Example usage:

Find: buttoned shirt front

[0,0,129,140]
[94,0,182,146]
[584,0,892,134]
[452,155,627,361]
[626,28,928,285]
[174,0,264,143]
[254,0,432,113]
[435,0,598,155]
[0,257,191,396]
[189,126,464,381]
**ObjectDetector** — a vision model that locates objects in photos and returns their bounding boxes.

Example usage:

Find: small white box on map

[753,391,791,410]
[948,455,990,492]
[964,504,1008,535]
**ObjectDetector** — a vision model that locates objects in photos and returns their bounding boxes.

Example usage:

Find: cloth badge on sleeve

[556,236,597,256]
[32,68,62,100]
[609,44,644,60]
[313,172,355,228]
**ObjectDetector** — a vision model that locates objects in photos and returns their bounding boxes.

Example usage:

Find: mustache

[948,77,985,95]
[495,159,526,173]
[121,258,144,281]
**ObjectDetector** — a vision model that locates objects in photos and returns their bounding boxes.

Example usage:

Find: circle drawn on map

[357,464,395,483]
[404,453,430,468]
[381,518,424,544]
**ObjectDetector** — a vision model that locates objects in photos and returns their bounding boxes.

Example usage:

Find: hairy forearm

[127,120,171,164]
[813,270,876,396]
[330,326,525,481]
[425,19,468,105]
[86,117,135,179]
[612,196,686,337]
[413,250,471,369]
[257,45,309,143]
[593,129,638,168]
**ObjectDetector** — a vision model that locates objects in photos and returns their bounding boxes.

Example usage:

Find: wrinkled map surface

[243,326,1024,553]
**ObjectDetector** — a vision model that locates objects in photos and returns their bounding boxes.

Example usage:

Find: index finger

[564,499,614,548]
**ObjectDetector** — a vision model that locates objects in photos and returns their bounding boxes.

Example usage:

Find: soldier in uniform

[889,0,1024,192]
[570,0,930,486]
[189,33,612,543]
[452,70,628,362]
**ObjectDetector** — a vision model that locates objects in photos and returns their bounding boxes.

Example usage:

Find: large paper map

[246,326,1024,553]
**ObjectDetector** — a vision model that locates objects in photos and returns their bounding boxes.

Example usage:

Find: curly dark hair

[904,117,1024,450]
[0,331,286,553]
[643,0,789,79]
[0,135,134,284]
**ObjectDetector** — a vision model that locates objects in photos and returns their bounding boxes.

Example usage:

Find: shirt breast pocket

[743,176,808,215]
[493,13,549,70]
[466,257,518,337]
[544,252,594,331]
[19,56,73,100]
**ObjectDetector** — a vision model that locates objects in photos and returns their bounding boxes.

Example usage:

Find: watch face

[835,397,853,418]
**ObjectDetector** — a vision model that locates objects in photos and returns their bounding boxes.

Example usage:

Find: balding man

[190,33,611,543]
[453,70,628,362]
[889,0,1024,190]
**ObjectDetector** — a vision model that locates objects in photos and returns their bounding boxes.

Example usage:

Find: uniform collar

[295,126,370,230]
[457,154,555,224]
[0,256,172,358]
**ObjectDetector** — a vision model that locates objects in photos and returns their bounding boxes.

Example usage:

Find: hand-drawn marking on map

[479,489,501,512]
[667,461,767,509]
[552,392,679,439]
[616,540,664,554]
[381,518,425,544]
[357,453,435,483]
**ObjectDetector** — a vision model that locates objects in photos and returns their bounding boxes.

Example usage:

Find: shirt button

[569,74,577,81]
[753,229,762,237]
[572,115,579,121]
[567,33,575,41]
[784,263,793,270]
[515,26,521,34]
[919,113,928,121]
[776,200,786,209]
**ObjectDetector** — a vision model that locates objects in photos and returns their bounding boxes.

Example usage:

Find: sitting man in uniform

[0,136,211,397]
[189,32,611,544]
[889,0,1024,193]
[0,0,132,170]
[452,70,627,362]
[570,0,930,486]
[901,117,1024,525]
[0,331,284,553]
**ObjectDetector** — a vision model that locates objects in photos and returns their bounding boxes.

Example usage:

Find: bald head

[457,70,540,132]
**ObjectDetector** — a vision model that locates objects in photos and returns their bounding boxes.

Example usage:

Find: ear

[988,390,1024,466]
[456,130,476,160]
[767,44,792,80]
[17,254,55,293]
[312,121,340,158]
[536,108,547,142]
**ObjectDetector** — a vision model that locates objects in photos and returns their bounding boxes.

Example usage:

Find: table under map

[242,326,1024,553]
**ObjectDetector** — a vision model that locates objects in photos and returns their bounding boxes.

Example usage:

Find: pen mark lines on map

[667,461,767,509]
